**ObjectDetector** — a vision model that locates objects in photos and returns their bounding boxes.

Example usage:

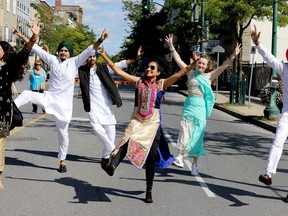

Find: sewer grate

[7,136,39,141]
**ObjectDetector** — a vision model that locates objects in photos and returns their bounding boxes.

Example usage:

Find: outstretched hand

[251,25,260,45]
[11,27,23,38]
[100,29,109,41]
[193,51,202,61]
[165,34,174,48]
[97,46,106,57]
[136,46,143,60]
[233,43,242,56]
[29,20,40,36]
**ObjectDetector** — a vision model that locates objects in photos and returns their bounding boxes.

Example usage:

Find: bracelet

[97,38,104,43]
[170,48,176,52]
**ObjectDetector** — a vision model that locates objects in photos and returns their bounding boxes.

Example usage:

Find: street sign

[251,46,256,54]
[212,45,225,53]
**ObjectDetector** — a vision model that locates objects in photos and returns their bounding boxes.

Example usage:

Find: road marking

[185,160,216,198]
[10,113,48,136]
[163,127,216,198]
[71,117,89,122]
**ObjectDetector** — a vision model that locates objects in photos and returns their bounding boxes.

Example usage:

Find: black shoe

[259,174,272,185]
[145,189,153,203]
[101,158,109,170]
[57,164,67,173]
[101,163,115,176]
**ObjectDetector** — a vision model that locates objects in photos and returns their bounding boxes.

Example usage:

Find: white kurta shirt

[33,44,94,122]
[89,60,127,125]
[257,44,288,115]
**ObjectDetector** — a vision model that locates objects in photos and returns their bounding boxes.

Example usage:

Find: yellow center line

[9,113,48,136]
[9,94,79,136]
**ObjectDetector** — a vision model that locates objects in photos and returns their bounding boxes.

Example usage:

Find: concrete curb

[178,91,277,134]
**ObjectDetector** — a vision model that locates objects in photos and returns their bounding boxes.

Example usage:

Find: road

[0,81,287,216]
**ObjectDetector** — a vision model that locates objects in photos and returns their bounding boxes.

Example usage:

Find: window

[6,0,10,12]
[12,0,16,14]
[4,26,9,41]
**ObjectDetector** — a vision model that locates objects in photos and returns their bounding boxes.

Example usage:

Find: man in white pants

[78,47,142,170]
[15,30,108,173]
[251,25,288,202]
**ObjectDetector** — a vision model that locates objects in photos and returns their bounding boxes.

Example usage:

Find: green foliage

[31,3,96,55]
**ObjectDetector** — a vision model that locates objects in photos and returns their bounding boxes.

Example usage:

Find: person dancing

[98,46,199,203]
[14,26,108,173]
[165,34,241,175]
[0,21,39,189]
[78,47,142,169]
[251,25,288,203]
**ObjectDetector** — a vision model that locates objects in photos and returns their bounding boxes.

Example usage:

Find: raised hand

[165,34,174,48]
[97,46,106,56]
[251,25,260,45]
[136,46,143,60]
[29,20,40,37]
[100,29,109,41]
[230,43,242,59]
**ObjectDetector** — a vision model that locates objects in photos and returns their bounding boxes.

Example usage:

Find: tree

[204,0,288,102]
[121,0,173,76]
[31,3,96,55]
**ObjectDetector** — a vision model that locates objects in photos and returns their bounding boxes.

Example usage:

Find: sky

[44,0,165,55]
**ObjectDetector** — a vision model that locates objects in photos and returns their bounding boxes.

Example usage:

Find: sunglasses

[146,65,156,70]
[35,64,41,66]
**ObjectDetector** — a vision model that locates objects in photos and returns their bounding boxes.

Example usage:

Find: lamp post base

[264,105,280,120]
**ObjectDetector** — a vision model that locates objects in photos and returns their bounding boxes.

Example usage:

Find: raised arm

[93,29,108,50]
[165,34,187,69]
[210,43,242,81]
[98,47,138,85]
[163,58,199,89]
[125,46,143,65]
[13,20,39,51]
[251,24,283,76]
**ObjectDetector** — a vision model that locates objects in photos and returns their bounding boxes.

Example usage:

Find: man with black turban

[15,29,108,173]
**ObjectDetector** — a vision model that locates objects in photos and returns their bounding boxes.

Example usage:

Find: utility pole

[264,0,280,119]
[200,0,205,54]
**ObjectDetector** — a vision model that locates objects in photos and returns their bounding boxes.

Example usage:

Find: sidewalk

[179,90,278,133]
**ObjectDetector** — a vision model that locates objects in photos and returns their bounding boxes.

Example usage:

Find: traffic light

[142,0,150,15]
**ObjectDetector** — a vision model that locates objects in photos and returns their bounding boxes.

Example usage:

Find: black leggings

[111,128,161,188]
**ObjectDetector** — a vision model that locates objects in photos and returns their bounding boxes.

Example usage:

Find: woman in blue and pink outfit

[98,47,198,204]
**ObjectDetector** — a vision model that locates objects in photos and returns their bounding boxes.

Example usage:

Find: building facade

[0,0,18,42]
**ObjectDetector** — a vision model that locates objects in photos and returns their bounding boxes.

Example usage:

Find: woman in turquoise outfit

[98,47,198,203]
[165,34,241,175]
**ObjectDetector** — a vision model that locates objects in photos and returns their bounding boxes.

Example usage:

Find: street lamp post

[264,0,280,119]
[200,0,205,54]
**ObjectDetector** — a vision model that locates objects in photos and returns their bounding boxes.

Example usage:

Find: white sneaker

[191,163,199,176]
[172,157,184,168]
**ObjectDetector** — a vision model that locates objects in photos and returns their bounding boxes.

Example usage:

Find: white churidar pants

[89,117,115,159]
[14,90,70,160]
[266,114,288,175]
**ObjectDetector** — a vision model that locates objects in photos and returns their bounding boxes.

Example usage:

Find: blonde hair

[34,59,43,66]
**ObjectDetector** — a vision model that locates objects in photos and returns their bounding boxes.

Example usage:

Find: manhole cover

[7,137,39,141]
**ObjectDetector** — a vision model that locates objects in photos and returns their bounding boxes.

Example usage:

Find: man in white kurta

[15,35,107,173]
[78,49,141,169]
[251,26,288,190]
[88,59,127,158]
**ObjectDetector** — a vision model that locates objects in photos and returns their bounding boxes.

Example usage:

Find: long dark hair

[0,41,16,63]
[0,41,25,81]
